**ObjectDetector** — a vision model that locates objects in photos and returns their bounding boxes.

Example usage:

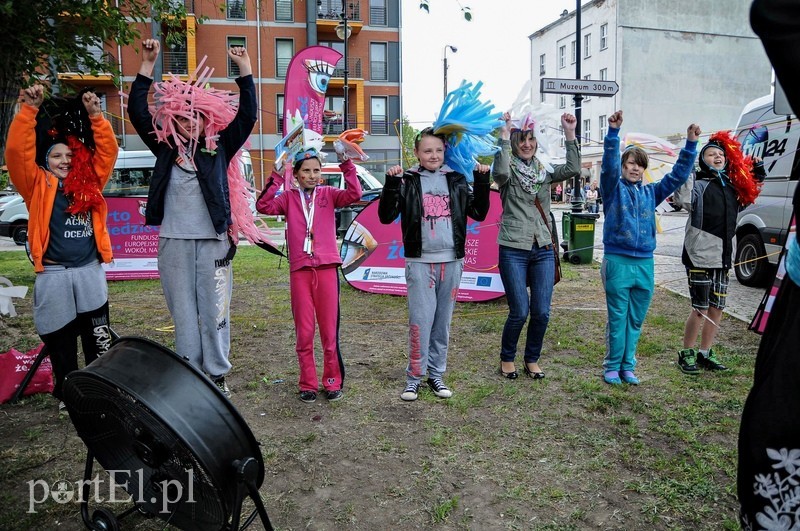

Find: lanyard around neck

[300,188,317,255]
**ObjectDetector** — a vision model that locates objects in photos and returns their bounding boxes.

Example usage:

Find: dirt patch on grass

[0,252,761,530]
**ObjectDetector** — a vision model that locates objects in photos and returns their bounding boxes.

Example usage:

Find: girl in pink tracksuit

[256,150,361,403]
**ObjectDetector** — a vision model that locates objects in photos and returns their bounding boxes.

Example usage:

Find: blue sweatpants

[601,254,654,373]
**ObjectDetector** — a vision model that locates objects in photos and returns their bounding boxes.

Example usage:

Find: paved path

[552,204,764,323]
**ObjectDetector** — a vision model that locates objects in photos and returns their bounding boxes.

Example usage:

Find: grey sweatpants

[158,237,233,378]
[404,260,463,384]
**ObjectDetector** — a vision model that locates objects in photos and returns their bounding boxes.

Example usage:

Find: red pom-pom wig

[700,130,762,206]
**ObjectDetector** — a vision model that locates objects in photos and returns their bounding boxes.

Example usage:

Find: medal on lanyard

[301,188,316,256]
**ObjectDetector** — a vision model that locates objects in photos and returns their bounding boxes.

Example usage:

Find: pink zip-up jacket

[256,159,362,272]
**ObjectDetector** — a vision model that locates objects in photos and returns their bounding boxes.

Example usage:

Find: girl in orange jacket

[5,84,118,409]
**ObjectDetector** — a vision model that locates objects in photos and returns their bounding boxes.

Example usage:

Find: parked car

[0,193,28,245]
[319,162,383,235]
[733,95,798,287]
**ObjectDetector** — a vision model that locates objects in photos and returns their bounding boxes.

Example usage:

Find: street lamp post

[443,45,457,100]
[335,6,352,130]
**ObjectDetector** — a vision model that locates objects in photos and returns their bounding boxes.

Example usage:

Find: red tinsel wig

[700,130,762,206]
[61,135,104,215]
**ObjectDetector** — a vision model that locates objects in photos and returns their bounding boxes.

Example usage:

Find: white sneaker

[400,382,420,401]
[426,377,452,398]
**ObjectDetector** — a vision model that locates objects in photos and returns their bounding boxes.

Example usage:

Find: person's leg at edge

[524,243,554,374]
[498,245,530,374]
[601,256,632,383]
[290,269,319,393]
[315,266,345,392]
[427,261,463,381]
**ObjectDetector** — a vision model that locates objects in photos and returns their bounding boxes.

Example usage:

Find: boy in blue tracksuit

[600,110,699,385]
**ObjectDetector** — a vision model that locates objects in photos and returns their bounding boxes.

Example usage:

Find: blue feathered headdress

[431,81,502,182]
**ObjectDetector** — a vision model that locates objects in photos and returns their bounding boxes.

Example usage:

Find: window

[559,126,565,148]
[583,119,591,145]
[371,96,388,135]
[559,95,566,109]
[600,68,607,81]
[276,39,293,78]
[277,95,284,134]
[559,45,566,69]
[275,0,293,22]
[600,23,608,50]
[570,40,576,64]
[583,74,591,102]
[370,43,387,81]
[227,0,245,19]
[599,115,607,140]
[539,54,546,76]
[583,33,591,58]
[370,0,387,26]
[227,36,246,77]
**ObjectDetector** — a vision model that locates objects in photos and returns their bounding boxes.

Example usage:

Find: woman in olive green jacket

[492,111,581,379]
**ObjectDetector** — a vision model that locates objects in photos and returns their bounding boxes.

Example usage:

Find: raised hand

[499,111,512,140]
[561,113,577,141]
[227,47,252,77]
[20,84,45,108]
[607,110,623,129]
[686,123,701,142]
[82,91,103,117]
[139,39,160,77]
[386,165,404,178]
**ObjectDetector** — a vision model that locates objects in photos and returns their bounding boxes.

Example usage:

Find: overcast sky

[400,0,577,129]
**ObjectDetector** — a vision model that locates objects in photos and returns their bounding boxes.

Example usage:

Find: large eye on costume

[304,59,334,94]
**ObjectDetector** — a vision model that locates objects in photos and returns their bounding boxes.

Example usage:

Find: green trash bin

[561,211,600,264]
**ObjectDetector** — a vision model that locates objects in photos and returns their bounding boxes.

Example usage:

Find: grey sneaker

[678,348,701,375]
[426,377,452,398]
[299,390,317,403]
[213,376,232,398]
[326,389,344,401]
[697,348,729,371]
[400,382,420,401]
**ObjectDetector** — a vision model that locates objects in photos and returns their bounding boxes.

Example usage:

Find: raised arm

[83,91,119,186]
[378,165,404,224]
[219,47,257,162]
[332,158,363,208]
[6,85,47,203]
[491,111,512,188]
[128,39,161,153]
[654,123,700,204]
[467,163,491,221]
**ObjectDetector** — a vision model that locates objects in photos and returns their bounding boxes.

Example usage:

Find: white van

[734,95,799,286]
[0,149,256,245]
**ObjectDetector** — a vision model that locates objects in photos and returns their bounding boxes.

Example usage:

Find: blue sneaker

[621,371,640,385]
[603,371,622,385]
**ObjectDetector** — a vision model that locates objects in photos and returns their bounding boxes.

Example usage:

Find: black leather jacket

[128,74,257,234]
[377,168,490,258]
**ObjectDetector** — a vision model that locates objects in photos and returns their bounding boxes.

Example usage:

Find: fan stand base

[228,457,274,531]
[77,451,274,531]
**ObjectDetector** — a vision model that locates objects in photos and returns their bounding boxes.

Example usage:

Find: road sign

[540,78,619,97]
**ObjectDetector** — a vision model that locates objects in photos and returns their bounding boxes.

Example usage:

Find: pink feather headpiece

[150,57,239,157]
[510,112,536,133]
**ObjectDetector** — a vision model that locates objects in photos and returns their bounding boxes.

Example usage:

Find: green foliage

[400,115,418,167]
[0,0,205,164]
[419,1,472,21]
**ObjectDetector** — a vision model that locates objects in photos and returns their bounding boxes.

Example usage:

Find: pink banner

[282,46,343,135]
[340,191,505,302]
[102,197,160,280]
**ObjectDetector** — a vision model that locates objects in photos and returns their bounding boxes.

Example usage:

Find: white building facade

[530,0,772,179]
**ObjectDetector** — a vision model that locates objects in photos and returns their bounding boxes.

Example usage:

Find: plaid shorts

[687,268,730,311]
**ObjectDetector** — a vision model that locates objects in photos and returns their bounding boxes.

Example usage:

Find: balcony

[317,0,361,21]
[322,114,357,135]
[162,51,188,75]
[333,57,362,79]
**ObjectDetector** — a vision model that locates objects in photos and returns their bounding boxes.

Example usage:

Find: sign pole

[572,0,584,214]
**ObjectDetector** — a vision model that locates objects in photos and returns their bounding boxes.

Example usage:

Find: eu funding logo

[27,470,195,513]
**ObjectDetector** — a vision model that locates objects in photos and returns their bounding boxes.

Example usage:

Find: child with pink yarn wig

[127,39,257,397]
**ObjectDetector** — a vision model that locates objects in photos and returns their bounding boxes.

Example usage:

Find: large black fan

[62,337,273,530]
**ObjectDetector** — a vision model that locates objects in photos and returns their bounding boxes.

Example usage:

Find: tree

[399,116,418,167]
[0,0,202,164]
